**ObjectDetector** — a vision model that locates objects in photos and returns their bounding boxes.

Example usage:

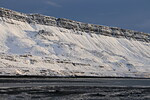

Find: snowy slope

[0,16,150,77]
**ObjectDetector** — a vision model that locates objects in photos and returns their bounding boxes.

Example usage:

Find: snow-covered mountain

[0,8,150,78]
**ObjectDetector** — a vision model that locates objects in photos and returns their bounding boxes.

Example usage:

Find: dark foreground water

[0,78,150,100]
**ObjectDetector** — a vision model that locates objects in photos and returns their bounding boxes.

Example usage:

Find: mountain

[0,8,150,78]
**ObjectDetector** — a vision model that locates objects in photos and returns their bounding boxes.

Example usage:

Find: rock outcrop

[0,7,150,42]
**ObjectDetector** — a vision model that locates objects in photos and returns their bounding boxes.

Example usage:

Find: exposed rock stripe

[0,7,150,42]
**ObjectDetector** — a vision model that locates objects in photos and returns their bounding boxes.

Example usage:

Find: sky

[0,0,150,33]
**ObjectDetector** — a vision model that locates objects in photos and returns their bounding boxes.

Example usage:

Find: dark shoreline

[0,75,149,79]
[0,78,150,100]
[0,76,150,99]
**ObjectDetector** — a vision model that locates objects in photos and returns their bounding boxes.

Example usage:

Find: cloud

[46,1,61,7]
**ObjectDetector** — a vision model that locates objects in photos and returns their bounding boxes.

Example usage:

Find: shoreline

[0,75,149,79]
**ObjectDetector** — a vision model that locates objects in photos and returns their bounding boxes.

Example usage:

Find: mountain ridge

[0,7,150,77]
[0,7,150,42]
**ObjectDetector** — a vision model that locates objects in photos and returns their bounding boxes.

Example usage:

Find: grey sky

[0,0,150,33]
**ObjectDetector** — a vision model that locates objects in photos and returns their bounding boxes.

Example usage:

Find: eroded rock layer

[0,7,149,42]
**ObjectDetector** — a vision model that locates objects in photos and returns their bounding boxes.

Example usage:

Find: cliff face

[0,8,150,42]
